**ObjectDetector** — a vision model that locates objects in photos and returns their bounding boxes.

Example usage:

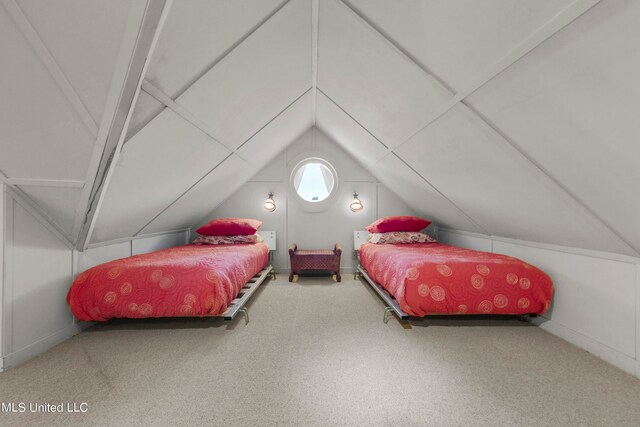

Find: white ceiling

[2,0,639,257]
[0,0,148,242]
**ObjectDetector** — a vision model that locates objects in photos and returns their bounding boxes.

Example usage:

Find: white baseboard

[531,315,638,378]
[1,320,93,371]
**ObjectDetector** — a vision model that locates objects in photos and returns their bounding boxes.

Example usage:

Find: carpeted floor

[1,276,640,426]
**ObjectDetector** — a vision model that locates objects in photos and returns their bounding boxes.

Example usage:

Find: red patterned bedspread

[67,243,268,321]
[359,243,553,316]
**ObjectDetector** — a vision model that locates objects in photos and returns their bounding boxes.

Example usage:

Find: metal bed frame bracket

[357,265,410,323]
[383,307,395,324]
[216,264,273,325]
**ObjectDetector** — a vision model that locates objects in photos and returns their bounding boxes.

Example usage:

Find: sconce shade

[264,193,276,212]
[350,192,363,212]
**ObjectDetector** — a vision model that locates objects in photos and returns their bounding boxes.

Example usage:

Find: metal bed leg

[271,267,276,281]
[383,307,395,324]
[239,307,250,325]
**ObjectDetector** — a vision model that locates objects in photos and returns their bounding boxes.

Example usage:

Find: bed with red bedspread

[359,242,553,317]
[67,243,268,321]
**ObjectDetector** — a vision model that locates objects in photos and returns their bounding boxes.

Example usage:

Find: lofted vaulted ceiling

[1,0,639,257]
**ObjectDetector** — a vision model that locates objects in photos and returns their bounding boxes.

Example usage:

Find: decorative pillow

[365,216,432,233]
[192,234,264,245]
[196,218,262,236]
[367,231,437,245]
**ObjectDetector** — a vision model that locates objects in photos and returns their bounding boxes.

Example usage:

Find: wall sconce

[350,192,363,212]
[264,192,276,212]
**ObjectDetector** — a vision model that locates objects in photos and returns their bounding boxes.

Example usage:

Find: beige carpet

[1,277,640,426]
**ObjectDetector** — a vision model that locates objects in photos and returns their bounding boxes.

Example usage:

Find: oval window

[291,159,336,203]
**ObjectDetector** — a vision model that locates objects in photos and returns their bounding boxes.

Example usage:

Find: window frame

[289,156,339,212]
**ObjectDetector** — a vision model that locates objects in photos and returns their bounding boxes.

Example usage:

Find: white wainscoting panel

[0,185,5,371]
[1,187,191,370]
[3,194,75,369]
[132,231,189,255]
[493,240,636,359]
[437,227,640,378]
[436,228,492,252]
[78,241,131,273]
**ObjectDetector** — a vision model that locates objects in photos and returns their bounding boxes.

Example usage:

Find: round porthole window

[290,157,338,208]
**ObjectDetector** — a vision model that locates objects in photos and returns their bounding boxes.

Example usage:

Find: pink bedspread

[67,243,268,321]
[359,243,553,316]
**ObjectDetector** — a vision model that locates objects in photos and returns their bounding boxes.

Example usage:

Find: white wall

[204,128,418,273]
[1,186,188,370]
[0,185,5,371]
[79,230,190,273]
[436,227,640,379]
[2,187,77,370]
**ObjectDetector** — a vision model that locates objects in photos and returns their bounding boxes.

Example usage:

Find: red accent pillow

[196,218,262,236]
[365,216,431,233]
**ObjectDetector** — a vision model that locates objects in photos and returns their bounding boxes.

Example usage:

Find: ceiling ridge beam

[77,0,172,250]
[337,0,455,95]
[316,88,389,154]
[1,0,99,138]
[380,0,602,158]
[78,0,174,242]
[316,88,389,170]
[5,178,84,188]
[311,0,320,125]
[141,79,245,161]
[462,101,640,256]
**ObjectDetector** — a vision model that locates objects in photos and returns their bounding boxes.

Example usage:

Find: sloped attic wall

[91,0,313,244]
[0,0,151,244]
[313,0,639,257]
[5,0,637,258]
[465,0,640,253]
[202,128,418,272]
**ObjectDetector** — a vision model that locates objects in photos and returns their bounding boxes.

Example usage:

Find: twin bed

[67,216,553,325]
[67,218,274,324]
[357,242,553,323]
[355,215,553,322]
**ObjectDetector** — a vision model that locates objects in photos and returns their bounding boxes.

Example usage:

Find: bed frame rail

[216,265,275,325]
[356,265,409,323]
